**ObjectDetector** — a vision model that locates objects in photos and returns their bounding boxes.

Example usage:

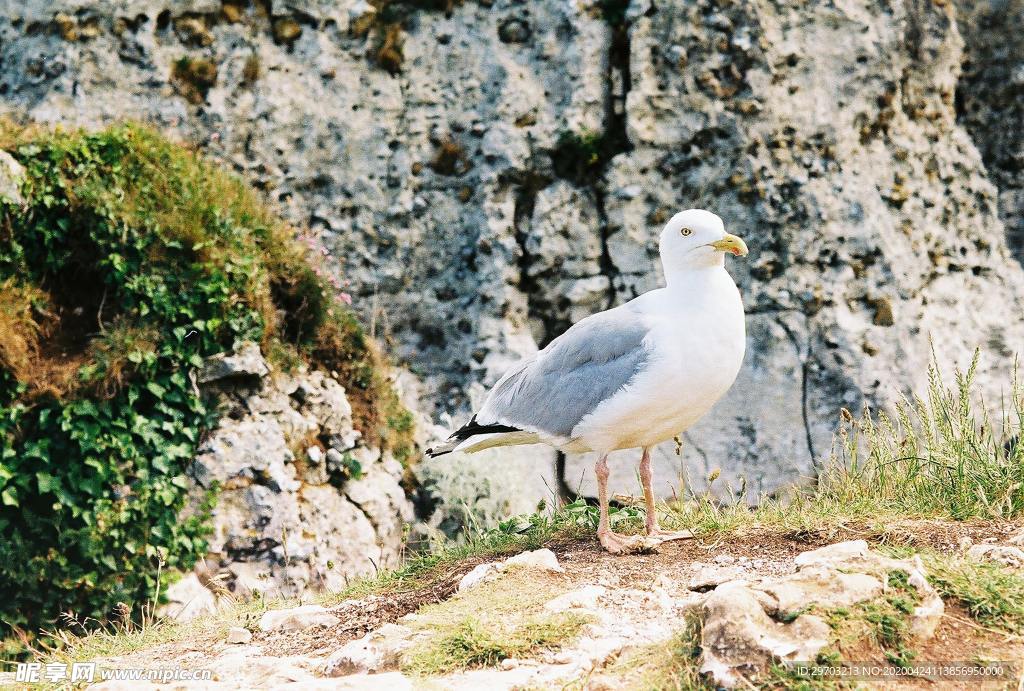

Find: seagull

[428,209,748,553]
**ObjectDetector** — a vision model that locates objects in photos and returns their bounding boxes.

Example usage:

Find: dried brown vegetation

[171,57,218,104]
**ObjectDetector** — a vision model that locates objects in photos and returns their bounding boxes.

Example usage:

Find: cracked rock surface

[161,345,413,615]
[2,0,1023,523]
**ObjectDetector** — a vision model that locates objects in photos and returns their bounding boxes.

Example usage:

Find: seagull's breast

[571,271,746,452]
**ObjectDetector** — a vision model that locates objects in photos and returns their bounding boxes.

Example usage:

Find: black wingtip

[424,415,522,459]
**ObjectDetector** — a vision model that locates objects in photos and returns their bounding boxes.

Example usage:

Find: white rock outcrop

[699,540,945,687]
[322,623,414,677]
[159,573,218,622]
[259,604,341,632]
[0,150,25,206]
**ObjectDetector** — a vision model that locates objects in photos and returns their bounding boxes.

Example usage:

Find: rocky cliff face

[2,0,1021,520]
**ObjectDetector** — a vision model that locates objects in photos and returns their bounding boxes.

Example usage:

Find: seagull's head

[659,209,748,275]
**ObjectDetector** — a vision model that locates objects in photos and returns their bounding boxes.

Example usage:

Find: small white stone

[259,604,340,632]
[226,626,252,644]
[794,540,869,567]
[651,573,675,590]
[504,548,564,573]
[458,562,504,592]
[499,658,518,670]
[323,624,413,676]
[552,651,574,665]
[689,565,742,591]
[968,544,1024,568]
[543,585,606,612]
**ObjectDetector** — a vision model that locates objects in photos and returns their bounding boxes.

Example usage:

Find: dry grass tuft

[0,279,54,386]
[376,23,404,74]
[171,56,218,104]
[430,137,471,176]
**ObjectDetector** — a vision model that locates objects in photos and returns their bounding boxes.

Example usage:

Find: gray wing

[477,306,651,438]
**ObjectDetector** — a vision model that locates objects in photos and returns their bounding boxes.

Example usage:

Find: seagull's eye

[680,228,693,237]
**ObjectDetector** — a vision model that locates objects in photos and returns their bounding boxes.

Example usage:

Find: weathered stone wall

[2,0,1022,523]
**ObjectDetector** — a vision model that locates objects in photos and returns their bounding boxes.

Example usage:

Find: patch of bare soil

[831,605,1024,690]
[549,529,813,589]
[788,518,1023,553]
[257,555,491,657]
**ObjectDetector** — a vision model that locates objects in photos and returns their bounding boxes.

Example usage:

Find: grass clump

[923,554,1024,632]
[0,278,57,391]
[606,613,709,690]
[817,352,1024,520]
[402,568,588,675]
[0,123,413,653]
[406,613,589,675]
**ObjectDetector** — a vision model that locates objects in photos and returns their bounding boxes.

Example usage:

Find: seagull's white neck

[662,253,726,289]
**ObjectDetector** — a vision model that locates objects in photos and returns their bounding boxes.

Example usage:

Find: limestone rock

[956,0,1024,258]
[544,585,606,612]
[159,573,217,622]
[198,341,270,383]
[183,351,413,602]
[226,626,253,644]
[793,540,869,567]
[322,623,414,676]
[697,542,946,687]
[458,562,505,592]
[968,544,1024,568]
[700,582,831,688]
[259,604,340,632]
[458,548,564,592]
[0,150,25,206]
[789,541,944,639]
[757,568,883,616]
[2,0,1023,520]
[688,563,744,591]
[505,548,563,573]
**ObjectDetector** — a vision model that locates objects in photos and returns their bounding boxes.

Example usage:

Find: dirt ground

[95,517,1024,691]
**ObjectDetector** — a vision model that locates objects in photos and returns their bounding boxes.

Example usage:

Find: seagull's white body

[568,268,745,453]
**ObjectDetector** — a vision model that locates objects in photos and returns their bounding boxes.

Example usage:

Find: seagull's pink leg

[595,453,660,554]
[640,447,693,541]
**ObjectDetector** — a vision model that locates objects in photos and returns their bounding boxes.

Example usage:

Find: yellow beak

[709,233,749,257]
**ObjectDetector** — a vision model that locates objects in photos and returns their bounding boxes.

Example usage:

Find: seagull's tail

[426,416,540,457]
